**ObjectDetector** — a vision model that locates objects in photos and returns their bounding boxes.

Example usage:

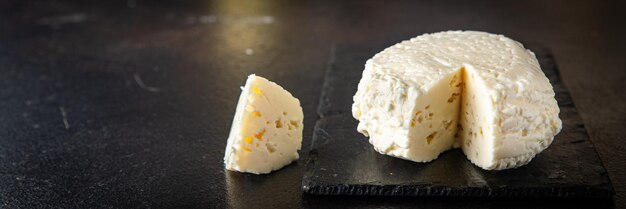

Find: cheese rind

[352,31,562,170]
[224,75,303,174]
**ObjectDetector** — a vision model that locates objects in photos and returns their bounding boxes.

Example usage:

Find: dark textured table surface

[1,0,625,208]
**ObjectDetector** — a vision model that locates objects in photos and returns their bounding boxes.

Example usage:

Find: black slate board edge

[538,48,616,197]
[303,181,613,198]
[302,114,614,199]
[302,44,615,198]
[316,44,339,118]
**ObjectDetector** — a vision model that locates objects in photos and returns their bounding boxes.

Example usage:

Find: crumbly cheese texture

[352,31,562,170]
[224,75,303,174]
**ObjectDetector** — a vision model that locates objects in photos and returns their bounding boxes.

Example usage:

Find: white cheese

[224,75,303,174]
[352,31,562,170]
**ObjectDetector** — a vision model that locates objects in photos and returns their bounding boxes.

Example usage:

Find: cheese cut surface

[352,31,562,170]
[224,75,303,174]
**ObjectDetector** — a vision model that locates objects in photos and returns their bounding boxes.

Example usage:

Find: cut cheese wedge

[352,31,562,170]
[224,75,303,174]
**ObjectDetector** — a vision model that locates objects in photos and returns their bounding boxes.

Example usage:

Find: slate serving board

[301,44,614,198]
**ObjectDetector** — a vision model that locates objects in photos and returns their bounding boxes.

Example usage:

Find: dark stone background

[0,0,624,208]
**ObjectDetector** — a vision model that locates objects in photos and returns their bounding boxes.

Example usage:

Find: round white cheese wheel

[352,31,562,170]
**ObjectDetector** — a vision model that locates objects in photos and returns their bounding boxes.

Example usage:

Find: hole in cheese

[254,129,266,140]
[243,146,252,152]
[244,136,253,144]
[426,132,437,144]
[447,93,461,103]
[449,75,458,86]
[443,120,453,130]
[252,87,263,95]
[290,120,299,128]
[265,143,276,153]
